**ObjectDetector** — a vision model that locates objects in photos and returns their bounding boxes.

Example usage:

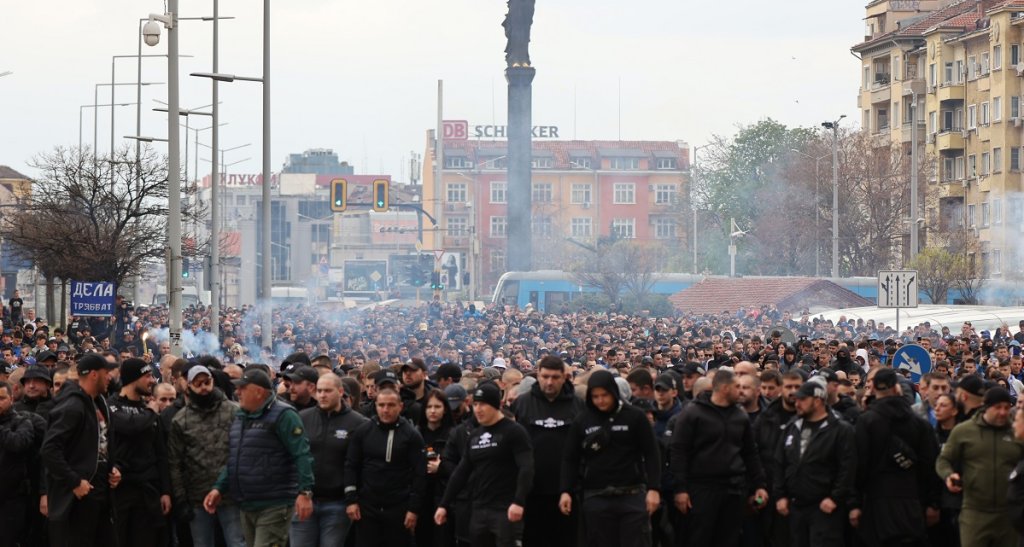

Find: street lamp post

[94,82,162,164]
[691,145,707,275]
[191,0,272,349]
[81,103,135,152]
[822,115,846,278]
[790,149,830,276]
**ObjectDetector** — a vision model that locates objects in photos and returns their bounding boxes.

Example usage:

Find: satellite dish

[769,325,798,345]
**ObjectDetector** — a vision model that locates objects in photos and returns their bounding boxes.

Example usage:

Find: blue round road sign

[891,343,931,383]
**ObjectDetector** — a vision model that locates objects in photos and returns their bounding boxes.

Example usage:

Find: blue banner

[70,280,116,317]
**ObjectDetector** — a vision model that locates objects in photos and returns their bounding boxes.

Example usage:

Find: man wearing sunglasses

[168,365,245,547]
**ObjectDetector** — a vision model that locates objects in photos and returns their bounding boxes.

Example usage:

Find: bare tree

[907,247,958,304]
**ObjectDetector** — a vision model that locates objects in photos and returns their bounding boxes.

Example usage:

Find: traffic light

[372,179,389,212]
[406,262,425,287]
[430,270,444,291]
[182,257,190,278]
[330,178,347,212]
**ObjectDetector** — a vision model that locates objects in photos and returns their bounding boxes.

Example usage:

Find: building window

[982,52,991,74]
[944,62,954,84]
[490,249,506,272]
[444,156,469,169]
[531,216,553,238]
[994,199,1003,225]
[929,111,937,133]
[610,158,641,170]
[490,181,506,204]
[571,157,592,169]
[531,157,554,169]
[655,184,677,205]
[1013,148,1021,171]
[982,102,990,125]
[446,183,467,203]
[447,216,468,236]
[993,249,1002,275]
[656,157,677,170]
[968,204,977,226]
[653,218,676,239]
[994,147,1003,173]
[531,182,553,203]
[1013,45,1021,67]
[994,97,1003,121]
[929,63,936,86]
[956,156,965,179]
[571,184,592,205]
[490,216,507,238]
[1014,96,1021,119]
[943,157,955,182]
[613,183,636,204]
[612,218,636,239]
[994,46,1002,70]
[982,202,991,227]
[969,154,977,177]
[968,105,977,129]
[968,57,977,79]
[570,217,592,238]
[982,152,991,175]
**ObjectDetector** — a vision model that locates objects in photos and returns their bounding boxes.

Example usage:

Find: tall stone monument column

[504,0,536,272]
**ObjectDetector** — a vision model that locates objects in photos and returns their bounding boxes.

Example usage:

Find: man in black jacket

[344,387,426,547]
[511,355,584,547]
[0,380,38,547]
[108,357,173,547]
[773,380,856,547]
[851,367,941,546]
[293,372,367,546]
[558,370,661,547]
[41,353,123,547]
[753,369,803,547]
[671,368,768,547]
[437,381,534,547]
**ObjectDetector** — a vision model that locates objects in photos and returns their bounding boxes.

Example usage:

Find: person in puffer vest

[203,368,314,547]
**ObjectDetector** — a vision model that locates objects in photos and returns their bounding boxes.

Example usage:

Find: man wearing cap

[15,363,53,418]
[957,374,987,421]
[401,357,435,413]
[438,382,534,547]
[817,368,860,424]
[937,386,1024,547]
[445,383,470,423]
[292,372,367,547]
[108,357,173,547]
[773,379,856,547]
[169,364,245,547]
[344,385,426,546]
[203,368,315,547]
[652,372,683,546]
[0,378,43,547]
[511,355,584,547]
[283,365,319,411]
[434,362,462,390]
[850,368,940,546]
[41,353,123,547]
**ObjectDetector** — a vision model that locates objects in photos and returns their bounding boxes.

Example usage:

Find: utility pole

[909,91,920,263]
[822,115,845,278]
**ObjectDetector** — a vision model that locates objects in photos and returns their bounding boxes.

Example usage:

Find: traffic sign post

[891,343,932,383]
[878,270,918,335]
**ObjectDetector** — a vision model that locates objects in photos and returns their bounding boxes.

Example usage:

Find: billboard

[343,260,388,294]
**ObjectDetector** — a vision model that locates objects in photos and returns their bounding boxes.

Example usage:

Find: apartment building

[421,129,690,294]
[854,0,1024,277]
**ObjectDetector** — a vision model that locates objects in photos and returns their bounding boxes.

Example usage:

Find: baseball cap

[401,358,427,373]
[957,375,985,398]
[285,365,320,385]
[872,368,899,391]
[373,369,399,387]
[654,373,678,391]
[795,382,827,400]
[444,384,468,410]
[435,363,463,382]
[232,368,274,390]
[281,352,312,369]
[36,351,57,363]
[77,354,117,375]
[186,365,212,384]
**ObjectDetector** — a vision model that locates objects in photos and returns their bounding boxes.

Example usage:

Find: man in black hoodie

[671,368,768,547]
[437,382,534,547]
[293,372,367,546]
[41,353,123,547]
[512,355,584,547]
[559,369,661,547]
[0,380,39,547]
[344,387,426,546]
[850,367,940,546]
[108,357,173,547]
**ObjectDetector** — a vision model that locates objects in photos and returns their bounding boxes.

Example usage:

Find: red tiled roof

[853,0,980,50]
[442,140,689,170]
[668,278,871,315]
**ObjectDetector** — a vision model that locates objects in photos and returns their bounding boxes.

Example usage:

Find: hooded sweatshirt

[512,379,585,496]
[560,370,661,494]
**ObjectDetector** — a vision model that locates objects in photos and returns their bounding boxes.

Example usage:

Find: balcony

[870,84,891,104]
[936,130,965,151]
[902,78,925,97]
[937,181,965,199]
[901,122,925,143]
[937,84,965,102]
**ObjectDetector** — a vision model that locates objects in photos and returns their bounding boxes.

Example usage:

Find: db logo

[443,120,469,141]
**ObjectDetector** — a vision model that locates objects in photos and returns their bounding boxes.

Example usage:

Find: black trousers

[581,492,650,547]
[48,493,117,547]
[684,485,744,547]
[469,507,523,547]
[354,503,411,547]
[0,497,27,547]
[789,505,843,547]
[522,494,576,547]
[114,483,168,547]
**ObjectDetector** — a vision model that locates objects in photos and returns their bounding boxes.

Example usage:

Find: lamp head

[142,20,161,47]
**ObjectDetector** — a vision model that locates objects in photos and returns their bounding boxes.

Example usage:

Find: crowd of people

[3,295,1024,547]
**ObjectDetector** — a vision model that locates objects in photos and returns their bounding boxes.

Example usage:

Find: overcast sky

[1,0,864,180]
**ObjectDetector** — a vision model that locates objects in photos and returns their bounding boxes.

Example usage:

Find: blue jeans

[190,502,246,547]
[289,500,351,547]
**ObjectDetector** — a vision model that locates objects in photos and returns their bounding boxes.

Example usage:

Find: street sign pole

[878,270,919,337]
